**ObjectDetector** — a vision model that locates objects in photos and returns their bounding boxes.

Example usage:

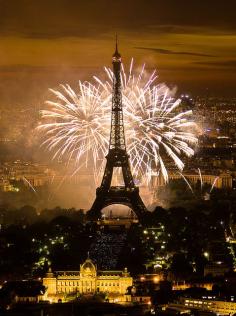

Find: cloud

[0,65,53,73]
[193,60,236,68]
[0,65,96,73]
[0,1,236,39]
[134,47,216,58]
[145,25,236,36]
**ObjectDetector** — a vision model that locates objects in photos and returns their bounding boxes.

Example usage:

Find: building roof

[81,258,96,271]
[48,258,130,278]
[98,270,123,276]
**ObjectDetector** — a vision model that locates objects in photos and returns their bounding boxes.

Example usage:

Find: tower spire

[113,34,121,59]
[115,34,118,54]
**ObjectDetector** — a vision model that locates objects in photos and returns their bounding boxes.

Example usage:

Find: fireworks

[178,169,220,198]
[38,60,198,182]
[38,82,111,176]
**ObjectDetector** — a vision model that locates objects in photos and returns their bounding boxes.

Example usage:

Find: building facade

[43,258,133,302]
[151,171,233,189]
[179,297,236,315]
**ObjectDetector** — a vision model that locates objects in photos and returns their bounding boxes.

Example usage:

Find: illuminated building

[152,171,232,189]
[97,218,139,230]
[172,281,213,291]
[0,161,55,189]
[180,297,236,315]
[43,257,133,303]
[0,178,15,192]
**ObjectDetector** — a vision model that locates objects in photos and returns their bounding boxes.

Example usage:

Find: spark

[178,172,194,194]
[37,60,198,183]
[178,170,219,197]
[210,176,219,193]
[23,176,38,196]
[198,168,203,190]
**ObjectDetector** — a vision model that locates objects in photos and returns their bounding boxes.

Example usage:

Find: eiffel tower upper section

[109,39,126,152]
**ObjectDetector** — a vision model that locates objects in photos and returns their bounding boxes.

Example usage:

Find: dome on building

[80,258,96,277]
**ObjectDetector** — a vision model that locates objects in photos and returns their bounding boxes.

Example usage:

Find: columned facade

[43,258,133,302]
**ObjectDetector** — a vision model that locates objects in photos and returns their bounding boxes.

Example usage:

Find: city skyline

[0,2,236,314]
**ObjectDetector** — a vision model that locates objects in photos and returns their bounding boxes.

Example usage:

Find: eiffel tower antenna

[88,41,148,222]
[115,33,118,54]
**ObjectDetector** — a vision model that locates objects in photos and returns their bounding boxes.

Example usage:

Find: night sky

[0,0,236,108]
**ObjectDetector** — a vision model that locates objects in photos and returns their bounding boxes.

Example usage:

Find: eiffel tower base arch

[87,186,148,222]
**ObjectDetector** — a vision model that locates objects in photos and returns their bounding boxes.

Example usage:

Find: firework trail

[177,170,219,197]
[178,172,194,194]
[38,60,198,183]
[23,176,38,196]
[198,168,203,190]
[210,176,219,193]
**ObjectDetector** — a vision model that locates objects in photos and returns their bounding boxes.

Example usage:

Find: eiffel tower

[88,41,148,221]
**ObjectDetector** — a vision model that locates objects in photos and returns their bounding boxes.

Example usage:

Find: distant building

[130,295,151,305]
[204,262,230,277]
[179,297,236,315]
[172,281,213,291]
[0,281,45,307]
[43,257,133,303]
[0,161,56,191]
[97,218,138,230]
[152,172,232,189]
[0,178,14,192]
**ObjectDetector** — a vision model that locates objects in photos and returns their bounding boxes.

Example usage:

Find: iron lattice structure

[88,43,148,221]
